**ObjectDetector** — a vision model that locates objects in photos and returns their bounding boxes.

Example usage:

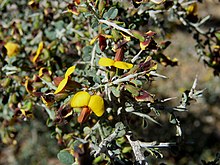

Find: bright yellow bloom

[4,42,20,57]
[70,91,104,117]
[54,66,76,94]
[32,41,44,63]
[98,57,133,70]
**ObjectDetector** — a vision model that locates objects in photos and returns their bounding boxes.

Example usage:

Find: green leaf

[82,46,92,61]
[57,150,74,165]
[130,79,142,86]
[169,114,176,124]
[45,29,56,41]
[131,30,145,42]
[125,84,139,96]
[111,29,121,41]
[103,7,118,20]
[215,32,220,41]
[122,146,132,153]
[93,155,104,164]
[111,86,120,97]
[54,20,64,30]
[44,106,56,120]
[115,122,126,137]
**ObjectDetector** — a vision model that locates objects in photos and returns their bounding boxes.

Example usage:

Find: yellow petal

[88,95,104,117]
[140,40,151,50]
[113,61,133,69]
[25,79,33,94]
[70,91,91,108]
[41,94,54,107]
[89,35,99,45]
[150,63,157,71]
[54,78,68,94]
[186,3,197,15]
[120,32,131,41]
[33,41,44,63]
[4,42,20,57]
[98,57,114,67]
[102,34,113,39]
[65,65,76,78]
[39,67,46,77]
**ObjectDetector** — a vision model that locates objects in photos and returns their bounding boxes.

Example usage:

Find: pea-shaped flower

[99,57,133,70]
[70,91,104,123]
[54,65,76,94]
[4,42,20,57]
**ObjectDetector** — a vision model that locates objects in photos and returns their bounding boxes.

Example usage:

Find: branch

[111,71,146,85]
[126,134,148,165]
[99,19,134,37]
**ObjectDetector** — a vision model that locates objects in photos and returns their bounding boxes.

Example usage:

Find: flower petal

[54,78,68,94]
[25,79,33,94]
[33,41,44,63]
[113,61,133,69]
[98,57,114,67]
[140,39,151,50]
[4,42,20,57]
[41,94,55,107]
[90,35,99,45]
[88,95,104,117]
[65,65,76,78]
[71,91,91,108]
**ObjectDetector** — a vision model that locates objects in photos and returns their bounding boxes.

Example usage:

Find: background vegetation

[0,0,220,165]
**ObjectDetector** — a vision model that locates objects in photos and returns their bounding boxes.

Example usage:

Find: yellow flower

[54,66,76,94]
[98,57,133,70]
[4,42,20,57]
[32,41,44,63]
[70,91,104,117]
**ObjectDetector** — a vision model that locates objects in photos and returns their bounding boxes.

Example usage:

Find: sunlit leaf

[125,84,139,96]
[131,30,145,42]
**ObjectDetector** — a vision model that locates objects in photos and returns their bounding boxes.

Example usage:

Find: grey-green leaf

[103,7,118,20]
[57,150,74,165]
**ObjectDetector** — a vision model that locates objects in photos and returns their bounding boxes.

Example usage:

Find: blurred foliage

[0,0,219,165]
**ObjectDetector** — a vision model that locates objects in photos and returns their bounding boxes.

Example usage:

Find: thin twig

[99,19,134,37]
[112,71,146,85]
[126,134,148,164]
[90,43,97,69]
[131,50,143,63]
